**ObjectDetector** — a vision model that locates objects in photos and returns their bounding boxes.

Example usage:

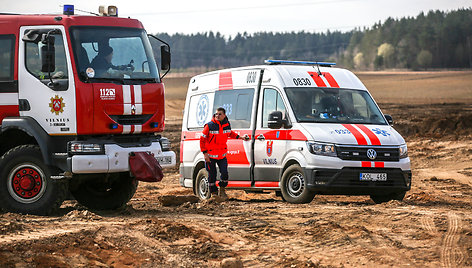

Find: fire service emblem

[49,95,65,115]
[266,140,273,157]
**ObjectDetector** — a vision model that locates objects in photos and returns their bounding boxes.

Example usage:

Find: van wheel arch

[280,159,302,179]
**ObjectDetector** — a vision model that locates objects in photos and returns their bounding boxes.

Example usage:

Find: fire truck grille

[109,114,153,125]
[335,145,400,162]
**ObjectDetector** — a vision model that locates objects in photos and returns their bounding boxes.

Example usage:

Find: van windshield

[285,87,387,125]
[70,26,159,83]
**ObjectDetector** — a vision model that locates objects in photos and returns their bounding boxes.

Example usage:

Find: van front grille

[336,145,399,162]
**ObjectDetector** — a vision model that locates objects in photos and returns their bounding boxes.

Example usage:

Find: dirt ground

[1,71,472,267]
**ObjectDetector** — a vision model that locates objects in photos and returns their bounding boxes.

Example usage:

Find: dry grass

[357,71,472,104]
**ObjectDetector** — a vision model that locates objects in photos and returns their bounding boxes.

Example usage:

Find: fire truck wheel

[70,173,138,210]
[281,164,315,204]
[0,145,67,215]
[370,191,406,204]
[195,168,211,200]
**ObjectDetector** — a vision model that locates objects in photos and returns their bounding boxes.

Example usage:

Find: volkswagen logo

[367,149,377,160]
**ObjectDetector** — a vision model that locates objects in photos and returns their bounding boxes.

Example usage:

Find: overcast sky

[3,0,471,36]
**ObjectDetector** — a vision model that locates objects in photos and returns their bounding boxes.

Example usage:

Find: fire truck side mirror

[40,34,56,73]
[160,45,171,71]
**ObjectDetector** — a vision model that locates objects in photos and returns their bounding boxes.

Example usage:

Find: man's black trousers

[205,157,229,193]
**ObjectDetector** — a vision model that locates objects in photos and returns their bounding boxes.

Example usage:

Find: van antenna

[315,64,322,76]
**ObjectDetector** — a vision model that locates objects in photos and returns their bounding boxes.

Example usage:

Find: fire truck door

[18,26,76,135]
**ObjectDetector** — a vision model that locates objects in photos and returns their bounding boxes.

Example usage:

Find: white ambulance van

[179,60,411,204]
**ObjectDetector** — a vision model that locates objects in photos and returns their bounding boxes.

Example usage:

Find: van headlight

[308,142,337,157]
[399,144,408,158]
[68,142,104,155]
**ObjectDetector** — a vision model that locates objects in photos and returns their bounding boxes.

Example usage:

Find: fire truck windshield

[70,26,160,83]
[285,87,387,125]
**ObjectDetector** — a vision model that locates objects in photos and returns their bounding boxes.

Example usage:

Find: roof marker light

[264,59,336,67]
[63,5,74,15]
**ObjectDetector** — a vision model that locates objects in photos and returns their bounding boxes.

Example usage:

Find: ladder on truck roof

[264,59,336,67]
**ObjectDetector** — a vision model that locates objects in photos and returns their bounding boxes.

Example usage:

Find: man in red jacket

[200,107,248,200]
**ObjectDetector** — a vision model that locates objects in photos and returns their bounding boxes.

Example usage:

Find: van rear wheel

[195,168,211,200]
[280,164,315,204]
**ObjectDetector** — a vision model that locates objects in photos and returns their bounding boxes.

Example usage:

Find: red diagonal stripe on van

[308,71,327,87]
[342,124,367,145]
[322,72,339,88]
[356,124,381,145]
[219,72,233,90]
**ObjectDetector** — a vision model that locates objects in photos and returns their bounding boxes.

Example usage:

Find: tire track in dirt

[440,212,465,268]
[421,216,438,234]
[0,222,124,246]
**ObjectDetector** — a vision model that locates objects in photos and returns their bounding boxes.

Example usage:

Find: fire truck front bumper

[69,142,176,174]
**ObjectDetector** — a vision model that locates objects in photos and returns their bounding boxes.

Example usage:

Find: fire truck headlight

[68,142,105,155]
[308,142,337,157]
[399,144,408,158]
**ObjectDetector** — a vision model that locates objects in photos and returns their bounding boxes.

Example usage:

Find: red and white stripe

[342,124,384,168]
[219,72,233,90]
[122,85,143,134]
[308,72,340,88]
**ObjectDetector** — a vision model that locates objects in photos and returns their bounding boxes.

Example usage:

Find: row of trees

[155,8,472,70]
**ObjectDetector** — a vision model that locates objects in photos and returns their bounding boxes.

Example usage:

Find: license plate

[359,173,387,181]
[156,156,172,165]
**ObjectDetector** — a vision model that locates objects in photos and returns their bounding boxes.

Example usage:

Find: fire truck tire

[195,168,211,200]
[370,191,406,204]
[281,164,315,204]
[0,145,67,215]
[70,173,138,210]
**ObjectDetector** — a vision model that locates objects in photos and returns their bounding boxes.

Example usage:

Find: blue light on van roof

[264,59,336,66]
[63,5,74,15]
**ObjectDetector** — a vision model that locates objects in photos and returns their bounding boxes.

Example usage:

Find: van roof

[189,63,367,92]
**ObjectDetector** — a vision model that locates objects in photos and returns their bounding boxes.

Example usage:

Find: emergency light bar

[63,5,74,15]
[264,59,336,67]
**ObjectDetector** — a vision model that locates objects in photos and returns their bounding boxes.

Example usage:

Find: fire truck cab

[0,6,175,215]
[179,60,411,204]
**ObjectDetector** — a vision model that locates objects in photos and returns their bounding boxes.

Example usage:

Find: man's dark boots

[218,186,229,200]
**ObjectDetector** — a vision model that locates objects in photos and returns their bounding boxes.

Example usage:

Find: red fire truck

[0,5,176,215]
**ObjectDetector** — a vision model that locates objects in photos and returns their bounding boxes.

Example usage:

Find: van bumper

[305,167,412,195]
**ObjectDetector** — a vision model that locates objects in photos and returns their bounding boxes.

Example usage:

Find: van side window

[214,89,254,129]
[24,30,68,91]
[0,34,15,91]
[262,88,286,128]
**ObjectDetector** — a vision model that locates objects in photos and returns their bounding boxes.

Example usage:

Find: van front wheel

[280,165,315,204]
[195,168,211,200]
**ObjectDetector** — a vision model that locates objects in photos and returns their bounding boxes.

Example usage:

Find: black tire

[0,145,67,215]
[70,172,138,210]
[370,191,406,204]
[194,168,210,200]
[280,164,315,204]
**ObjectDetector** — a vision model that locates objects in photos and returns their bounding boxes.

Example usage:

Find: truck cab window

[0,35,15,83]
[25,31,68,91]
[262,88,286,128]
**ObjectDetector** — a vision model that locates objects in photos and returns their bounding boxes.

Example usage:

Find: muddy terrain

[0,71,471,267]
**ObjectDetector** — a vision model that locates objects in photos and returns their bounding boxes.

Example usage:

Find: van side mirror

[40,34,55,73]
[160,45,171,71]
[384,114,394,125]
[268,111,286,129]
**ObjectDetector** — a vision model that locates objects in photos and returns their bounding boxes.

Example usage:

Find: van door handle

[257,134,265,141]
